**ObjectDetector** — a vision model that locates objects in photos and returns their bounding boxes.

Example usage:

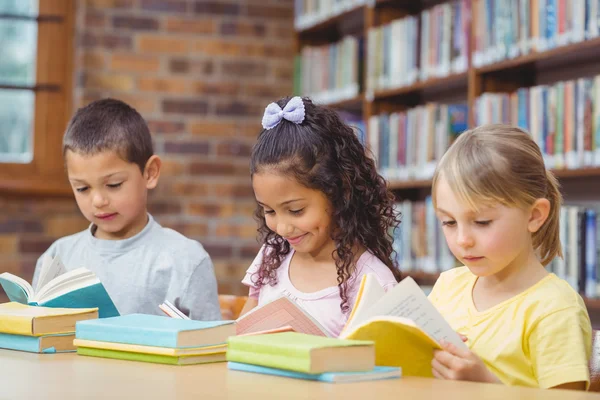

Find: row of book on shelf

[293,0,470,104]
[474,0,600,68]
[393,198,600,299]
[361,72,600,180]
[476,75,600,170]
[295,36,362,105]
[294,0,368,31]
[367,0,470,93]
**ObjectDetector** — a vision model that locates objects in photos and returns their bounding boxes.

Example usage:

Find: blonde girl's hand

[431,340,500,384]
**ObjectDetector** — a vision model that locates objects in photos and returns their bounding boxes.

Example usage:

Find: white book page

[35,254,67,293]
[364,277,467,349]
[33,267,95,304]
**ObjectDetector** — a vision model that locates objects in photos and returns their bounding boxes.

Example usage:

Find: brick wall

[0,0,294,301]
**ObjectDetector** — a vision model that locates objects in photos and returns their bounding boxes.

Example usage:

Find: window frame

[0,0,74,196]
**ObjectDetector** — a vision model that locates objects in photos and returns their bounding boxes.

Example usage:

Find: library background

[1,0,600,327]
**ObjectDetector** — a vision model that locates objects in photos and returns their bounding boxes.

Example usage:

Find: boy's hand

[431,340,500,384]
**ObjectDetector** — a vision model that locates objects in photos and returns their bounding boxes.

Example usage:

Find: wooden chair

[590,330,600,392]
[219,294,248,320]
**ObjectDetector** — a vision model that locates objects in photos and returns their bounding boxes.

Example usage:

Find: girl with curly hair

[239,96,401,337]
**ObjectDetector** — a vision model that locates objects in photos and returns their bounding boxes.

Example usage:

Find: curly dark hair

[249,97,402,313]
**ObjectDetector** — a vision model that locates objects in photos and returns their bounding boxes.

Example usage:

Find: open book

[0,254,119,318]
[159,300,190,320]
[236,296,330,337]
[339,274,467,377]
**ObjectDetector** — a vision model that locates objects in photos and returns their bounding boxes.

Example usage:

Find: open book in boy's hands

[0,254,119,318]
[339,274,467,377]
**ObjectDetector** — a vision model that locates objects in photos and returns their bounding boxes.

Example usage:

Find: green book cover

[77,346,223,366]
[293,54,302,96]
[226,332,372,373]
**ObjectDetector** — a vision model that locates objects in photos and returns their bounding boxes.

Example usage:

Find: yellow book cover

[0,302,98,336]
[72,339,227,356]
[339,274,467,377]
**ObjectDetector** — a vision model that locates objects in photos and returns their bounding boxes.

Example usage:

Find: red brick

[80,51,106,70]
[243,83,288,99]
[213,182,254,198]
[110,54,161,73]
[83,72,135,91]
[86,0,134,8]
[113,16,160,31]
[19,238,54,254]
[112,94,156,114]
[247,5,294,19]
[193,81,240,96]
[220,21,266,37]
[148,201,182,216]
[138,77,189,94]
[80,33,132,50]
[193,2,241,16]
[216,140,252,157]
[162,99,209,115]
[170,181,210,196]
[215,222,257,239]
[190,161,249,176]
[139,0,188,13]
[240,244,261,258]
[169,59,214,75]
[164,140,210,155]
[203,243,235,258]
[85,11,106,28]
[215,100,263,117]
[147,120,185,135]
[160,159,187,176]
[45,216,89,237]
[0,219,44,234]
[0,235,18,253]
[221,60,268,78]
[166,17,216,34]
[137,35,190,53]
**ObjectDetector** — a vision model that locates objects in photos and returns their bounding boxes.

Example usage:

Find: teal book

[0,332,75,353]
[76,314,236,348]
[227,362,401,383]
[0,255,118,318]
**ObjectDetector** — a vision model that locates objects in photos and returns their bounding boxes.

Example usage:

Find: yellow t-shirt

[428,267,592,389]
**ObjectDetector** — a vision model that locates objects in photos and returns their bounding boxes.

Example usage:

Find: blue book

[0,255,118,318]
[228,362,401,383]
[76,314,236,348]
[0,332,75,353]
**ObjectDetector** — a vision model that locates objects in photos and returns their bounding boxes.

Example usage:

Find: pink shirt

[242,245,398,337]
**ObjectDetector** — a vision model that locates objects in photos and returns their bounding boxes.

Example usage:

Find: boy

[32,98,221,320]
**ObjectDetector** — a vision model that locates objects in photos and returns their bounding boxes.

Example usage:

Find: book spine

[0,332,42,352]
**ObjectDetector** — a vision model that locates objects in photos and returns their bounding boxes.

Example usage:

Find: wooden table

[1,350,598,399]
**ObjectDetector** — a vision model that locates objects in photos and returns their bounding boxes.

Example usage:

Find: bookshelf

[294,0,600,320]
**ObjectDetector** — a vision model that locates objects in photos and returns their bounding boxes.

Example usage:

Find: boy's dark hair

[63,98,153,172]
[250,96,402,312]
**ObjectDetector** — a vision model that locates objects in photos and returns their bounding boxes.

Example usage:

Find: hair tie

[261,96,305,130]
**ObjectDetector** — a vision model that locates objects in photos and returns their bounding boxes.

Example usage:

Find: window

[0,0,74,195]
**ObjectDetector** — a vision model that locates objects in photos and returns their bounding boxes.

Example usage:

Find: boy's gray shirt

[32,214,221,321]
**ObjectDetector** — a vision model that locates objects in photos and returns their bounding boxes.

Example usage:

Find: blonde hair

[431,124,562,266]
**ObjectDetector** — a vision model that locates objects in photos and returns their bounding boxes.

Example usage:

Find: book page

[236,297,330,337]
[365,277,467,349]
[35,254,67,293]
[341,274,386,336]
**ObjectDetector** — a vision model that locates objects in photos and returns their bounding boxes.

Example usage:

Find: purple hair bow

[261,96,305,130]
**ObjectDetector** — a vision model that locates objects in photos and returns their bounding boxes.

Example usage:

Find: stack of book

[74,314,236,365]
[0,302,98,353]
[226,332,401,383]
